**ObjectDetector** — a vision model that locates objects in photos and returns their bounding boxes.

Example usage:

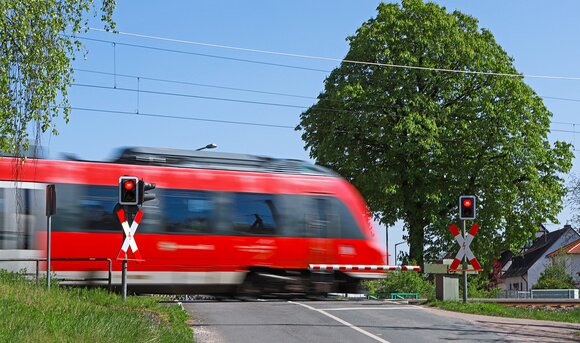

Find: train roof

[109,147,337,177]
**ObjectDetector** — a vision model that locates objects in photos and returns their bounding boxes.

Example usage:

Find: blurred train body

[0,147,385,294]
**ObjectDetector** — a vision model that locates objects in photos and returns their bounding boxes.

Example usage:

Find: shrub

[465,273,501,298]
[534,263,576,289]
[363,271,435,299]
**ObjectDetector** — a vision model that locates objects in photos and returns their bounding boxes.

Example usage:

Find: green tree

[0,0,115,155]
[534,263,575,289]
[298,0,572,266]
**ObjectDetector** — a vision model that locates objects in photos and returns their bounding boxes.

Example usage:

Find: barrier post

[46,184,56,290]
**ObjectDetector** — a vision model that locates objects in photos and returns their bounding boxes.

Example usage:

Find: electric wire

[74,67,580,107]
[68,106,580,136]
[70,106,296,129]
[74,68,317,100]
[87,27,580,81]
[76,36,331,73]
[70,81,580,131]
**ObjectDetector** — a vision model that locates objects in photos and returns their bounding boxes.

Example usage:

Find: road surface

[183,299,579,342]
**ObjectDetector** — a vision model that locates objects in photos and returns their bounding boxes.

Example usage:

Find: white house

[547,238,580,287]
[499,225,579,291]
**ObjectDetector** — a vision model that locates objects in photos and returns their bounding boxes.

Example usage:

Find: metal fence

[0,257,112,291]
[497,289,579,299]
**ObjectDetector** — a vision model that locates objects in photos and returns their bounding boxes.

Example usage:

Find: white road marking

[289,301,391,343]
[323,306,421,311]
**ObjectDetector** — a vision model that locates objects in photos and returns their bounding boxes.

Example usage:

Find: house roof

[547,238,580,257]
[502,227,574,278]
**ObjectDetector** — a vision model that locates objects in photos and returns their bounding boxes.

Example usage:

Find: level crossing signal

[119,176,139,205]
[119,177,156,205]
[139,180,156,204]
[459,195,476,220]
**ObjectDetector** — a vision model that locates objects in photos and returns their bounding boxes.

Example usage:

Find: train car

[0,147,390,295]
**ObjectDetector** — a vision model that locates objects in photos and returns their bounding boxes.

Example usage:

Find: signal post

[452,195,480,303]
[117,176,155,301]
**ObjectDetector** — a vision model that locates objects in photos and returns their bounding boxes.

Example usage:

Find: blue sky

[42,1,580,263]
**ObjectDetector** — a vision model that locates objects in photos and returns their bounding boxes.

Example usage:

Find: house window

[512,283,519,290]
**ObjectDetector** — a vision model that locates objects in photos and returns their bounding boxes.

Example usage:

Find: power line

[76,37,331,73]
[72,83,309,109]
[69,106,580,138]
[75,67,580,107]
[70,106,296,129]
[71,82,376,116]
[71,81,580,130]
[74,68,317,100]
[87,27,580,81]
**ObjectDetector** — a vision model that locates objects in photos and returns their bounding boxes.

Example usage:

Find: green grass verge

[0,270,192,343]
[429,300,580,324]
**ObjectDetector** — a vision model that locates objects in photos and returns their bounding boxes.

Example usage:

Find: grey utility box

[425,263,461,301]
[435,274,460,301]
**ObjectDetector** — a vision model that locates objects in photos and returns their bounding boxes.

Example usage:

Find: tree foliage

[0,0,115,155]
[534,263,576,289]
[567,175,580,227]
[298,0,572,266]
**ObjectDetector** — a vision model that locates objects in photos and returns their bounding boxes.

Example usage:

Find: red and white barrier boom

[309,264,421,271]
[116,207,143,261]
[448,223,481,272]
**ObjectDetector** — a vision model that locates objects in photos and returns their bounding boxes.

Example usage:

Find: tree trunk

[407,216,426,267]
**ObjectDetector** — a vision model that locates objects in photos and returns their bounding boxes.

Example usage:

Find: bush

[363,271,435,299]
[534,263,576,289]
[465,273,501,298]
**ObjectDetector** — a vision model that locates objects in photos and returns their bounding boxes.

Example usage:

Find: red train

[0,147,391,295]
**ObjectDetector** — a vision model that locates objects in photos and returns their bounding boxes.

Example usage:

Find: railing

[390,292,419,300]
[0,258,112,291]
[497,289,579,299]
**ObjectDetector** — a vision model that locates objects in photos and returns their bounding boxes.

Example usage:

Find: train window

[52,184,83,232]
[277,195,306,237]
[162,190,214,234]
[82,186,120,232]
[305,197,331,238]
[331,198,365,239]
[232,193,279,236]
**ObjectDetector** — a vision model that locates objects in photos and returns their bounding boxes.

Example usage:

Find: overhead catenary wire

[75,68,317,100]
[75,67,580,106]
[71,82,381,116]
[70,106,296,129]
[67,105,580,137]
[87,27,580,81]
[76,37,331,73]
[70,81,580,132]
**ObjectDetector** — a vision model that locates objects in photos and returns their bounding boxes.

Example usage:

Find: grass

[429,300,580,324]
[0,270,192,343]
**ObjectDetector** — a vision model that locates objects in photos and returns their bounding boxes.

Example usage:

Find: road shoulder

[421,305,580,342]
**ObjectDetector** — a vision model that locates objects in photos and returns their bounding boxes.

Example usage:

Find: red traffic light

[459,195,476,220]
[123,180,135,191]
[119,176,139,205]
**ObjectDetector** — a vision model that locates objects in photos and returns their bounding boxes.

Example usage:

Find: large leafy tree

[0,0,115,155]
[298,0,573,266]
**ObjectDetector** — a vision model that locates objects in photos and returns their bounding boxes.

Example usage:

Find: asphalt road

[184,299,554,343]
